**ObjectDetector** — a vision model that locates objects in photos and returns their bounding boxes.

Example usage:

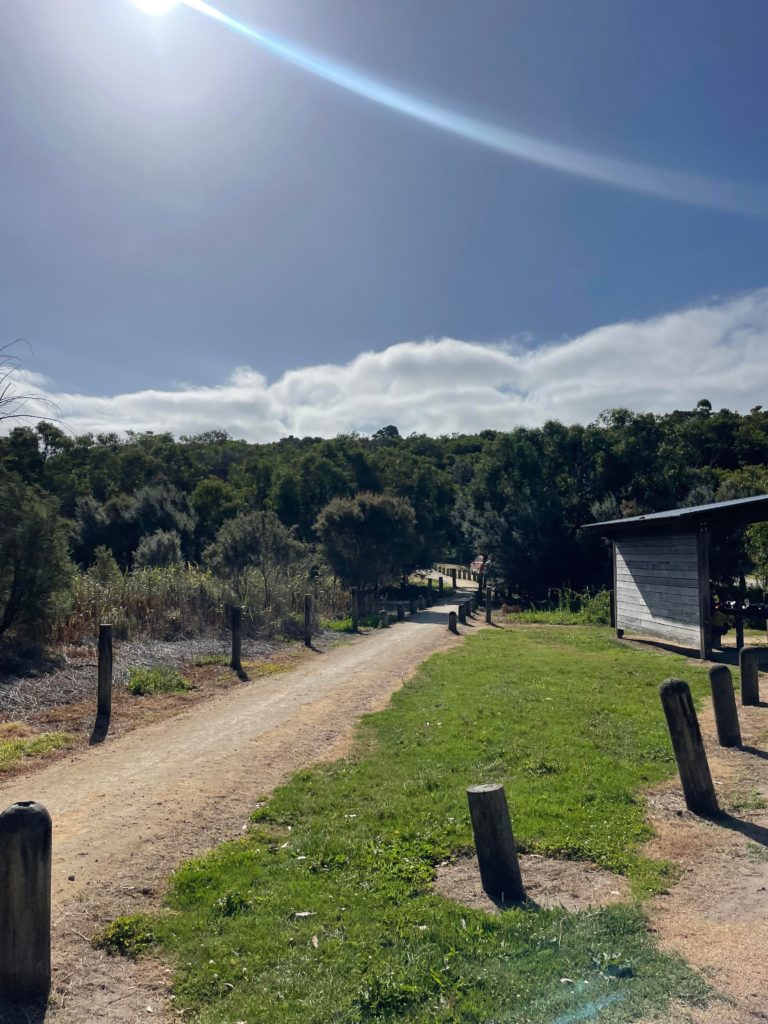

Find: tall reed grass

[55,566,349,643]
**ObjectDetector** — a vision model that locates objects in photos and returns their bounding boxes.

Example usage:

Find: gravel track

[0,590,481,1023]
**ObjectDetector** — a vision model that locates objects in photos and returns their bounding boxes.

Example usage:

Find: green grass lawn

[106,626,715,1023]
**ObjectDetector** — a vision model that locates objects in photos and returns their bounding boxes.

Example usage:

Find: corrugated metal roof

[584,493,768,534]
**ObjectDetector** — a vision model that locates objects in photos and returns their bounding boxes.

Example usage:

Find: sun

[131,0,179,15]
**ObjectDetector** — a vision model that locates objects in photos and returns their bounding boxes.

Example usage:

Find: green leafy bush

[126,664,191,696]
[94,915,157,958]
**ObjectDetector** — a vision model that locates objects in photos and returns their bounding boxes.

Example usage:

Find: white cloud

[9,288,768,440]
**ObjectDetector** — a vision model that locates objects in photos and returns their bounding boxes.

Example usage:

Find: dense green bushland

[3,403,768,639]
[107,627,713,1022]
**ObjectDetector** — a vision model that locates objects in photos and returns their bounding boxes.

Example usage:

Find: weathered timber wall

[615,532,702,648]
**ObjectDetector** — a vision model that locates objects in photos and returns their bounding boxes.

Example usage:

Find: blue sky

[3,0,768,436]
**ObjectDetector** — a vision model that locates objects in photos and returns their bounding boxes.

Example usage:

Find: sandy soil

[642,694,768,1024]
[433,853,630,912]
[0,590,483,1024]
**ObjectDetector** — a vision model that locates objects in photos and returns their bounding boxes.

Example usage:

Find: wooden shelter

[584,494,768,658]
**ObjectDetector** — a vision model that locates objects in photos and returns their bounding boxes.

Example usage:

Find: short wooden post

[351,587,359,632]
[230,605,243,670]
[448,611,458,634]
[466,784,525,904]
[97,623,113,719]
[438,575,444,595]
[379,609,389,628]
[708,665,741,747]
[736,617,745,653]
[304,594,313,648]
[418,596,426,610]
[410,598,418,615]
[659,679,719,816]
[451,568,457,590]
[740,646,760,706]
[467,598,475,618]
[478,572,484,595]
[0,801,52,1006]
[458,602,467,625]
[485,588,493,624]
[428,578,433,593]
[397,603,405,622]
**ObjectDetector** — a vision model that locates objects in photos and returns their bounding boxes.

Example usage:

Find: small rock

[67,875,75,881]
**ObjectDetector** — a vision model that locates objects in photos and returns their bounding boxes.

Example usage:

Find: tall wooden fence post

[740,646,761,706]
[467,784,525,904]
[485,589,493,624]
[97,623,113,720]
[438,575,444,595]
[448,611,458,634]
[304,595,313,648]
[660,678,719,816]
[451,568,457,590]
[230,605,243,671]
[708,665,741,748]
[0,801,52,1006]
[351,587,359,633]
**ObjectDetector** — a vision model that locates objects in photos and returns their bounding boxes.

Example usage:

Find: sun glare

[132,0,179,15]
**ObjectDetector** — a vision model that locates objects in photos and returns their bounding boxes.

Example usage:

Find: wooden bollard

[448,611,458,634]
[458,602,467,624]
[467,784,525,904]
[304,594,313,648]
[451,569,457,590]
[379,609,389,628]
[438,575,444,594]
[426,589,435,606]
[351,587,359,632]
[660,679,719,816]
[736,617,745,654]
[740,647,761,706]
[709,665,741,747]
[97,623,113,719]
[485,589,493,624]
[410,598,418,615]
[418,596,426,610]
[397,603,405,622]
[428,578,433,593]
[0,801,52,1006]
[230,605,243,670]
[467,598,475,618]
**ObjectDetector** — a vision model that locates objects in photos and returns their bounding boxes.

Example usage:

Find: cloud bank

[14,289,768,441]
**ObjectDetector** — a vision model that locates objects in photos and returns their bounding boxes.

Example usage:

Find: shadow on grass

[741,744,768,761]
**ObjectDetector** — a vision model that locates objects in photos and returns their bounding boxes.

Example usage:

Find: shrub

[126,665,191,696]
[94,915,157,958]
[133,529,183,570]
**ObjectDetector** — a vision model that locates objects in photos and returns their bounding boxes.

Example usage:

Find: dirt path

[643,695,768,1024]
[0,591,482,1023]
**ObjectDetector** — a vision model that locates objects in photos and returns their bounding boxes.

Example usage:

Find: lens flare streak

[179,0,763,216]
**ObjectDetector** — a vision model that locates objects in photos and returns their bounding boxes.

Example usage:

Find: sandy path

[0,591,482,1023]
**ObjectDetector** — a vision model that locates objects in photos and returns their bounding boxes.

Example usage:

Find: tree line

[2,400,768,639]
